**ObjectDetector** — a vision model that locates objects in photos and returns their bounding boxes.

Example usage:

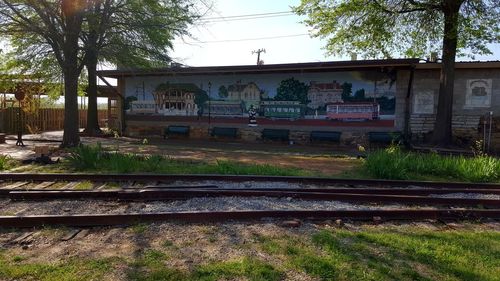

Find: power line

[201,11,293,20]
[201,13,294,23]
[181,33,309,44]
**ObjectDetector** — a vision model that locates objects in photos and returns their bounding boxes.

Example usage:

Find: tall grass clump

[0,155,14,171]
[364,145,500,182]
[67,144,310,176]
[67,143,104,170]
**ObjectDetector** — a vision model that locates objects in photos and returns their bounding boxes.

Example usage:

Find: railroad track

[0,173,499,228]
[1,173,500,188]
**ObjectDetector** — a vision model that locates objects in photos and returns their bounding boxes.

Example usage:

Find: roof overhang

[415,61,500,70]
[97,59,420,78]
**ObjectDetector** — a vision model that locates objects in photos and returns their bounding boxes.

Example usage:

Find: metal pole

[487,111,493,153]
[483,113,487,152]
[208,82,211,135]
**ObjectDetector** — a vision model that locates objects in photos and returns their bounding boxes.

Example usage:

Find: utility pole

[252,49,266,65]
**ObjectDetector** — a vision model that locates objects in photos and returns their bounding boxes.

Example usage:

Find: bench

[211,127,238,138]
[163,125,190,139]
[261,129,290,142]
[368,131,403,144]
[310,131,341,143]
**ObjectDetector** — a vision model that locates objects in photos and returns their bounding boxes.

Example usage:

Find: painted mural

[124,70,397,122]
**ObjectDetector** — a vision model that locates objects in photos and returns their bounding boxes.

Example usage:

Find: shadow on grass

[257,228,499,281]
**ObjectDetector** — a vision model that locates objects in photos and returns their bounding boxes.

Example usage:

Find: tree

[0,0,88,147]
[81,0,197,135]
[218,85,228,99]
[294,0,500,146]
[341,82,352,101]
[354,89,366,100]
[275,77,310,104]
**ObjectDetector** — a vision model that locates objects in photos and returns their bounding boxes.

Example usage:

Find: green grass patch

[363,146,500,182]
[192,257,283,281]
[74,180,94,190]
[255,227,500,281]
[127,249,280,281]
[65,144,311,176]
[0,252,116,281]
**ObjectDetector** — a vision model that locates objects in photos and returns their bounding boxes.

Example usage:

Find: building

[227,82,261,110]
[152,83,198,116]
[97,59,500,153]
[307,81,343,109]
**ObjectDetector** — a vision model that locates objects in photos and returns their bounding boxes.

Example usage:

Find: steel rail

[7,189,500,207]
[1,173,500,189]
[1,209,499,228]
[146,186,500,195]
[3,187,500,198]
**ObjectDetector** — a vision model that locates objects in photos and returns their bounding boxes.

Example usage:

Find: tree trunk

[84,51,102,136]
[60,0,83,147]
[61,67,80,147]
[432,1,461,146]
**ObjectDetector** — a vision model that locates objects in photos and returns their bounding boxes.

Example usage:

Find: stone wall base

[125,123,374,147]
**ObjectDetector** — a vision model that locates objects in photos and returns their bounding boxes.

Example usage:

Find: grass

[1,226,498,281]
[65,143,312,176]
[0,251,116,281]
[74,180,94,190]
[363,145,500,182]
[127,249,282,281]
[257,227,500,281]
[0,154,15,171]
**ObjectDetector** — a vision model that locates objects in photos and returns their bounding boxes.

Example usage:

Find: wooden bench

[310,131,341,143]
[368,131,403,144]
[163,125,190,139]
[211,127,238,138]
[261,129,290,142]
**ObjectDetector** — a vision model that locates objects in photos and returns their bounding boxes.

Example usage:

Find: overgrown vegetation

[363,145,500,182]
[66,143,311,176]
[0,154,15,171]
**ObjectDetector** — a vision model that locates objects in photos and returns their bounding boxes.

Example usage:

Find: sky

[169,0,500,67]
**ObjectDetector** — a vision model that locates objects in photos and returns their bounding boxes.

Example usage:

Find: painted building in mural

[97,59,500,152]
[307,81,343,109]
[226,82,261,110]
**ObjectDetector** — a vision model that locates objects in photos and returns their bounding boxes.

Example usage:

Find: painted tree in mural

[341,82,353,101]
[218,86,228,99]
[294,0,500,146]
[0,0,87,147]
[275,78,310,105]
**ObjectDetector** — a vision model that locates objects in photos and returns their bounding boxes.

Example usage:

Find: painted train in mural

[125,70,396,122]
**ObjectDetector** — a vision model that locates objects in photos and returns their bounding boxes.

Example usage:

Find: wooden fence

[0,108,108,134]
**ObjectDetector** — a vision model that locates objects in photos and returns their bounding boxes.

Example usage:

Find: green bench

[310,131,341,143]
[163,125,190,139]
[211,127,238,138]
[368,131,403,144]
[261,129,290,142]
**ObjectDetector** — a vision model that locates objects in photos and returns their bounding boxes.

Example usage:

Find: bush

[364,145,500,182]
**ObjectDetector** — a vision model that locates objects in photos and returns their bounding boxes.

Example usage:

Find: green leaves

[293,0,499,59]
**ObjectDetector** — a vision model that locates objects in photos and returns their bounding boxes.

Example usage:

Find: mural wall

[124,70,398,122]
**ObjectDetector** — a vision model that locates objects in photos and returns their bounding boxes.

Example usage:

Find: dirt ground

[2,131,362,176]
